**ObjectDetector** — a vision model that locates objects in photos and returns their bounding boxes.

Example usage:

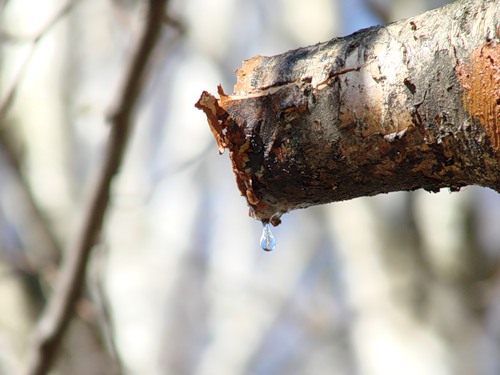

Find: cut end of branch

[195,87,290,225]
[195,90,227,154]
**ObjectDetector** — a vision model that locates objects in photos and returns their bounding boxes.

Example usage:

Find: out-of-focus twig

[0,0,75,309]
[365,0,391,24]
[146,141,212,203]
[88,245,125,374]
[21,1,169,374]
[0,129,62,272]
[163,12,186,35]
[0,0,76,119]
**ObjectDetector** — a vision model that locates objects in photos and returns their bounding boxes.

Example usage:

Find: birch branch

[196,0,500,226]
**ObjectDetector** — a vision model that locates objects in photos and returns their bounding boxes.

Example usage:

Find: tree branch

[196,0,500,226]
[0,128,62,278]
[0,1,78,273]
[0,0,76,119]
[21,1,168,374]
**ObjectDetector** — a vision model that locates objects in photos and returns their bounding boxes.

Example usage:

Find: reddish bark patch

[195,90,227,154]
[234,56,266,94]
[457,42,500,152]
[195,89,275,223]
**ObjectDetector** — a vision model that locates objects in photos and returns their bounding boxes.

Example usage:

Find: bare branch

[0,0,76,119]
[21,1,169,374]
[88,246,125,374]
[0,128,62,273]
[163,12,187,35]
[365,0,391,24]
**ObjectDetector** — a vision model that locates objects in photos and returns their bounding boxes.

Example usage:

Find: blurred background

[1,0,500,374]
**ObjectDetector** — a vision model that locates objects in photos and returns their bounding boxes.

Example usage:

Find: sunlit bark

[197,0,500,225]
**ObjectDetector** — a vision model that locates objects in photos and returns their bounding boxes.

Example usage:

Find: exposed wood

[196,0,500,225]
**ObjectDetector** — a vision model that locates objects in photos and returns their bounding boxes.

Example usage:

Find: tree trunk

[196,0,500,225]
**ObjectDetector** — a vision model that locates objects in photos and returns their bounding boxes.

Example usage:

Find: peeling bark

[196,0,500,225]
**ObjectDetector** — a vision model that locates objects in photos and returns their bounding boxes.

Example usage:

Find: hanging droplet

[260,223,276,252]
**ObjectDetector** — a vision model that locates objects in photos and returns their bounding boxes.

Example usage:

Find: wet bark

[196,0,500,225]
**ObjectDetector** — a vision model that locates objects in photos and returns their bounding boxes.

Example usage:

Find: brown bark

[196,0,500,226]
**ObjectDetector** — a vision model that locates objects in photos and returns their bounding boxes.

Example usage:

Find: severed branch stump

[196,0,500,226]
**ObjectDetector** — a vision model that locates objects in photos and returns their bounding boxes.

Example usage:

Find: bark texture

[196,0,500,225]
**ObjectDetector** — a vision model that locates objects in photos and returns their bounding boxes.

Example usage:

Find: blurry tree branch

[365,0,391,24]
[88,248,125,374]
[21,1,169,374]
[163,12,187,35]
[0,0,76,118]
[0,128,62,273]
[0,0,76,269]
[196,0,500,226]
[0,0,75,315]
